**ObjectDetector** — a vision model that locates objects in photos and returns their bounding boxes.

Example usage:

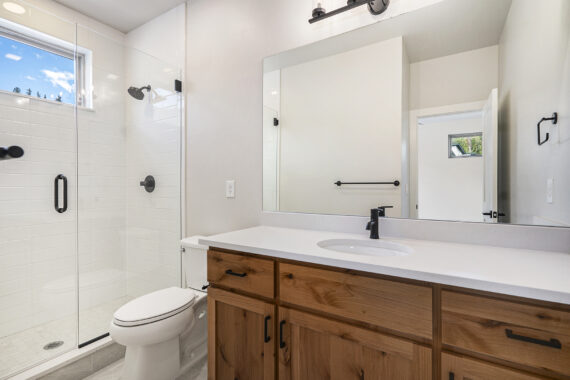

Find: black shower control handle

[0,145,24,159]
[140,175,155,193]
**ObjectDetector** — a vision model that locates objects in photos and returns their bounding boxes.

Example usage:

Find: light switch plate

[546,178,553,203]
[225,180,235,198]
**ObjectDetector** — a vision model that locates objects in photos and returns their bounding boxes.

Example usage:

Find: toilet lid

[113,287,196,327]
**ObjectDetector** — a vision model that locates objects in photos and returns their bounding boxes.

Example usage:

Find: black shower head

[128,85,151,100]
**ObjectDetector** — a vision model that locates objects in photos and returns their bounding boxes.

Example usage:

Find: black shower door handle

[54,174,68,213]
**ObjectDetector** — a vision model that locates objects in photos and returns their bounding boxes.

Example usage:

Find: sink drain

[43,341,64,350]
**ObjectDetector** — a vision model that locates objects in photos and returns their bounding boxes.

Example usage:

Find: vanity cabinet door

[208,288,275,380]
[278,307,431,380]
[442,353,548,380]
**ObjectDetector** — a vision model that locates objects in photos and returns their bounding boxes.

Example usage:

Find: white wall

[277,37,404,217]
[499,0,570,226]
[409,45,499,110]
[186,0,442,235]
[417,114,484,222]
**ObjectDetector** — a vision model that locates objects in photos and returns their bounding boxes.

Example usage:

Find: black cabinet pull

[54,174,68,213]
[279,320,286,348]
[264,316,271,343]
[505,329,561,349]
[225,269,247,278]
[449,372,454,380]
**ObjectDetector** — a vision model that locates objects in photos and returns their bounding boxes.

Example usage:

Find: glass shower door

[0,1,78,377]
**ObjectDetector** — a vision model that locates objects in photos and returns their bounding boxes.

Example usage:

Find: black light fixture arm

[309,0,389,24]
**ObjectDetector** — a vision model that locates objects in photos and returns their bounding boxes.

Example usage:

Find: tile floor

[0,296,130,378]
[85,356,208,380]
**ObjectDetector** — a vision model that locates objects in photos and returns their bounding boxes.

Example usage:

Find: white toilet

[110,236,209,380]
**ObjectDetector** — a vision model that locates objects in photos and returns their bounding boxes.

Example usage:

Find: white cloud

[5,53,22,61]
[42,69,74,93]
[25,75,36,80]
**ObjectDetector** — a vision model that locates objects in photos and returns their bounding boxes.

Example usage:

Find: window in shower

[0,21,91,106]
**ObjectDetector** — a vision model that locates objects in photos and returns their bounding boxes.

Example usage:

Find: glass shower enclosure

[0,1,183,377]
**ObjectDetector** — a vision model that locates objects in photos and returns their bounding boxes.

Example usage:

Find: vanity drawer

[442,291,570,376]
[442,353,549,380]
[279,263,432,339]
[207,250,274,298]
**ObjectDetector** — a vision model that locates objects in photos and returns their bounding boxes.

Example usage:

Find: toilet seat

[113,287,196,327]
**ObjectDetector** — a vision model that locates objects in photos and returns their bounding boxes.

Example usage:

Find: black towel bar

[334,180,400,187]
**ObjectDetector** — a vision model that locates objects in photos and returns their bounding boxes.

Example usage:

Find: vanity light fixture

[2,1,26,14]
[309,0,389,24]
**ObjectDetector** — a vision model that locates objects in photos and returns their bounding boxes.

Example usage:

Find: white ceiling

[54,0,187,33]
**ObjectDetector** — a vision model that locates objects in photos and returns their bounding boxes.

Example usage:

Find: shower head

[127,85,151,100]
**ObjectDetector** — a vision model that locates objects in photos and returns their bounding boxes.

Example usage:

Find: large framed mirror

[262,0,569,227]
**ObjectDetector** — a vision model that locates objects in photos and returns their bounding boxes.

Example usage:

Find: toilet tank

[181,236,209,292]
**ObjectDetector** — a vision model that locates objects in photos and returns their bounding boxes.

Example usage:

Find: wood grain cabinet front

[278,307,432,380]
[279,263,433,340]
[442,291,570,377]
[207,250,274,298]
[206,249,570,380]
[442,353,550,380]
[207,287,275,380]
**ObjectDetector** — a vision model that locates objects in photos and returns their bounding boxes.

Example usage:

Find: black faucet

[366,206,393,239]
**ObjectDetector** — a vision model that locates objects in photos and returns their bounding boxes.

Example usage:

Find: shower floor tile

[0,296,131,379]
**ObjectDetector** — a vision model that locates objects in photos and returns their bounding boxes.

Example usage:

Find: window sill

[0,89,95,112]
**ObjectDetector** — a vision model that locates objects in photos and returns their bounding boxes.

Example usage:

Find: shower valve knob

[0,145,24,159]
[140,175,155,193]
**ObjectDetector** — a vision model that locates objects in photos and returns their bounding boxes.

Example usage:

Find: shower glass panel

[76,27,183,344]
[0,1,78,377]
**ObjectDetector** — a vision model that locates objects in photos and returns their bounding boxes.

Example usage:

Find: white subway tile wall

[0,92,77,342]
[124,50,182,298]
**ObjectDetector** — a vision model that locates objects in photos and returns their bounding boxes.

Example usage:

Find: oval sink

[317,239,412,257]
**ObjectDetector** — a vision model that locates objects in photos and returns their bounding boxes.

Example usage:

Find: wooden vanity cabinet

[278,307,432,380]
[208,287,275,380]
[207,249,570,380]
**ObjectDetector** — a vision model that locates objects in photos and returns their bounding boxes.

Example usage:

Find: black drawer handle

[54,174,68,213]
[279,320,286,348]
[225,269,247,278]
[449,372,454,380]
[505,329,562,349]
[264,316,271,343]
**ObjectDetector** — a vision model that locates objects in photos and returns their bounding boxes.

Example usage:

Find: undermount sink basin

[317,239,412,257]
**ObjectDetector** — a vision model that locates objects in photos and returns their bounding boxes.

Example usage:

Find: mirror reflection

[263,0,569,227]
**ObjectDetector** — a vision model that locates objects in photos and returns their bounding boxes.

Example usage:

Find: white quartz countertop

[199,226,570,305]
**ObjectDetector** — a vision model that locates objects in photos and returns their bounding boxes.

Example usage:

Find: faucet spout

[366,205,393,239]
[367,208,380,239]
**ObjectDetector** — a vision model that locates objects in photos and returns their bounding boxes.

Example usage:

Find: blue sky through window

[0,34,75,104]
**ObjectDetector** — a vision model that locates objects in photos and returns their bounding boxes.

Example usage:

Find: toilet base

[122,338,180,380]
